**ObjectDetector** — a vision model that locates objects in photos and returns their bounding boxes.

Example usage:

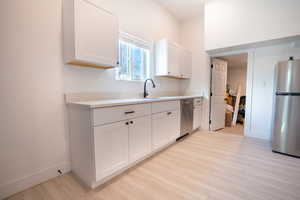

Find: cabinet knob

[167,112,172,115]
[126,122,129,125]
[130,121,133,124]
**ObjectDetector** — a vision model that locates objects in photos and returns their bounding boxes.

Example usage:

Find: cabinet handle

[167,112,172,115]
[125,111,135,115]
[126,122,129,125]
[130,121,134,124]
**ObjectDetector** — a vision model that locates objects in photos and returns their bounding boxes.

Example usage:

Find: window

[116,33,151,81]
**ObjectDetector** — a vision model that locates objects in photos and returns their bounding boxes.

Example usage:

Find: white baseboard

[0,162,71,199]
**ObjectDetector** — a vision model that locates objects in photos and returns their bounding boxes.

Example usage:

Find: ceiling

[218,54,248,68]
[155,0,204,21]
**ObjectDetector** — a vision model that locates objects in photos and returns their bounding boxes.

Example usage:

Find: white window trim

[116,32,154,81]
[120,32,153,50]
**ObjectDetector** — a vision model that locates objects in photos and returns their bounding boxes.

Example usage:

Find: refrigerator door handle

[276,92,300,96]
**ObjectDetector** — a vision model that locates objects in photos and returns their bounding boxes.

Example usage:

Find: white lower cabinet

[68,100,180,188]
[94,121,129,181]
[193,108,202,130]
[152,112,170,150]
[129,116,151,163]
[94,115,152,181]
[152,110,180,151]
[168,110,180,140]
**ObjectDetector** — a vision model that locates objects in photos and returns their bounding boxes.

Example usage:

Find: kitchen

[1,0,300,199]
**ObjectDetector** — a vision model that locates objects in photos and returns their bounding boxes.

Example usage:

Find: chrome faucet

[144,79,156,98]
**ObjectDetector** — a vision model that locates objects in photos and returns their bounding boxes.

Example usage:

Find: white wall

[64,0,183,97]
[212,41,300,140]
[0,0,183,198]
[0,0,68,198]
[180,15,210,130]
[227,67,247,96]
[248,41,300,140]
[205,0,300,51]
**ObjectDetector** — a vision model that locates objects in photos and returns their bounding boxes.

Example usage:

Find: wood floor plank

[6,131,300,200]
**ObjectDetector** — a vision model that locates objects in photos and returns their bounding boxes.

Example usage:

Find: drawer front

[93,103,151,126]
[152,101,180,114]
[194,98,203,106]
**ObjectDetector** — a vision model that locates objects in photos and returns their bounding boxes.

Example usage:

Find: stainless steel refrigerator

[272,57,300,157]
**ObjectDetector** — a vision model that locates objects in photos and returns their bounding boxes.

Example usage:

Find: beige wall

[205,0,300,51]
[180,16,210,130]
[0,0,68,198]
[64,0,183,97]
[0,0,192,198]
[248,41,300,140]
[227,66,247,96]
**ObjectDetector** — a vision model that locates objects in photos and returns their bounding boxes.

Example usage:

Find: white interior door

[210,59,227,131]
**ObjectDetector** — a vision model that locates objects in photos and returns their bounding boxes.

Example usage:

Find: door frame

[209,49,255,137]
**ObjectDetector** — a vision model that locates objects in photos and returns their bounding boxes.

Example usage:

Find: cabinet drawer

[152,101,180,114]
[93,104,151,126]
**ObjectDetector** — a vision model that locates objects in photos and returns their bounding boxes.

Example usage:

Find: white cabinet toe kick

[68,100,180,188]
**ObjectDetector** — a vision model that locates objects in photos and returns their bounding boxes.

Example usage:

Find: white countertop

[69,95,203,108]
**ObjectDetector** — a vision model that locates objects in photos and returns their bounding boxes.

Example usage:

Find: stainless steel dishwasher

[180,99,194,138]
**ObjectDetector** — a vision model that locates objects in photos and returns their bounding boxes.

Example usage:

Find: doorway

[209,53,248,136]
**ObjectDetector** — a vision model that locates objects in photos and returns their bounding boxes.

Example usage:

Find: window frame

[116,32,154,82]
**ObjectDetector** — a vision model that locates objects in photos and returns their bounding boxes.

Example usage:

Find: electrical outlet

[57,169,63,175]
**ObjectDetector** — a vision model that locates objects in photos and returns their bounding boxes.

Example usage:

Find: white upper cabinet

[180,49,192,79]
[63,0,119,69]
[167,43,181,77]
[155,39,192,79]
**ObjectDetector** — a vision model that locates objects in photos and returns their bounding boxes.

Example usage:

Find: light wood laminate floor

[7,131,300,200]
[217,124,244,136]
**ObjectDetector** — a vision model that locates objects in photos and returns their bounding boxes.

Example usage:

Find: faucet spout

[144,79,156,98]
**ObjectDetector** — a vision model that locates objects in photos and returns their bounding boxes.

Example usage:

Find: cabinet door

[94,121,129,181]
[152,110,180,151]
[129,116,151,163]
[193,108,202,130]
[152,112,170,151]
[168,43,180,76]
[167,110,180,141]
[73,0,118,67]
[180,50,192,79]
